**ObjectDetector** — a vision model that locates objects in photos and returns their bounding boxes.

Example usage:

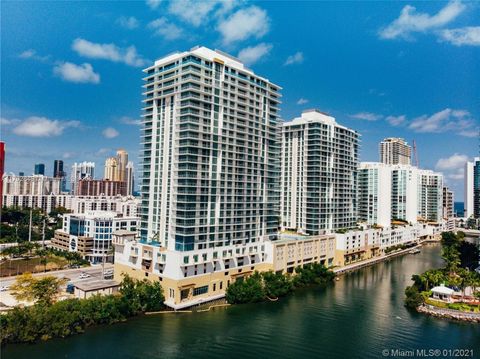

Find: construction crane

[412,139,419,167]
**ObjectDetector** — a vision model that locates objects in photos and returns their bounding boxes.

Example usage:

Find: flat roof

[74,279,119,292]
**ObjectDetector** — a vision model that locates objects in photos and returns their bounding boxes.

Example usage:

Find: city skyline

[1,1,479,200]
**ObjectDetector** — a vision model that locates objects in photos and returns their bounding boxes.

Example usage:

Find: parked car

[79,273,91,279]
[0,285,10,292]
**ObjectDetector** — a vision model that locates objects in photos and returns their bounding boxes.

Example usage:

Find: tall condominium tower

[280,110,359,234]
[417,169,444,223]
[53,159,66,192]
[379,138,411,165]
[71,162,95,194]
[126,161,134,195]
[34,163,45,175]
[442,186,454,219]
[104,149,129,182]
[464,157,480,218]
[358,162,392,227]
[391,165,418,223]
[115,46,281,308]
[104,157,118,181]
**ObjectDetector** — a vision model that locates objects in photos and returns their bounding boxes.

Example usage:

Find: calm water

[4,244,480,359]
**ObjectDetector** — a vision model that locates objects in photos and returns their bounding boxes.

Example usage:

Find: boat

[408,248,421,254]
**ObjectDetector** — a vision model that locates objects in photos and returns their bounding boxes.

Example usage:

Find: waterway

[4,244,480,359]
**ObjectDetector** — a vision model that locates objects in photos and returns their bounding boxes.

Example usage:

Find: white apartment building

[358,162,392,227]
[2,174,61,196]
[2,194,139,217]
[52,210,139,263]
[464,157,480,218]
[280,110,359,234]
[391,165,418,223]
[417,169,443,223]
[379,137,411,165]
[71,162,95,194]
[115,46,282,308]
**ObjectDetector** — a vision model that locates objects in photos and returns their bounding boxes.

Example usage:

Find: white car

[79,273,91,279]
[0,286,10,291]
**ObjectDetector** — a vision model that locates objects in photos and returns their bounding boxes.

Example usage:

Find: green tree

[10,273,67,305]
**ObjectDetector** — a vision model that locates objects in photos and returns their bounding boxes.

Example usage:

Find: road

[0,263,114,287]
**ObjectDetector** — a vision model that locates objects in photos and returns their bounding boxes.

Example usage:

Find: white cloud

[237,43,272,65]
[435,153,469,171]
[146,0,162,9]
[386,115,406,126]
[0,117,20,126]
[120,116,141,126]
[13,116,80,137]
[168,0,221,27]
[217,6,270,44]
[148,17,183,40]
[116,16,139,29]
[63,152,75,159]
[53,62,100,84]
[18,49,50,62]
[103,127,119,139]
[72,38,148,67]
[379,1,465,40]
[409,108,477,137]
[349,112,383,121]
[284,52,304,66]
[297,98,309,105]
[439,26,480,46]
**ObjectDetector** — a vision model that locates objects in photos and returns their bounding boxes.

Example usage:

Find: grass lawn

[425,298,480,313]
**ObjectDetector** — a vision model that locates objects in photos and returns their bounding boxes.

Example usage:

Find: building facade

[280,110,359,234]
[358,162,392,227]
[379,138,411,165]
[76,178,127,196]
[52,210,139,263]
[464,157,480,218]
[391,165,418,223]
[417,169,443,223]
[2,174,61,196]
[115,46,282,308]
[34,163,45,175]
[71,162,95,194]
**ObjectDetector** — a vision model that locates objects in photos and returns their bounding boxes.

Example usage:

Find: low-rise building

[73,279,119,299]
[52,210,139,263]
[271,233,336,274]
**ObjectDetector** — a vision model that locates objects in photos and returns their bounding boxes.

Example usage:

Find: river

[3,244,480,359]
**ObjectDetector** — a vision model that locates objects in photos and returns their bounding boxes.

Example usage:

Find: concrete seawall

[417,305,480,323]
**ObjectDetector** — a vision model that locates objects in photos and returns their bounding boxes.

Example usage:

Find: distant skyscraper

[0,142,4,208]
[358,162,392,227]
[281,110,359,234]
[104,149,129,182]
[442,186,454,219]
[417,169,443,223]
[126,161,134,195]
[53,160,66,192]
[18,172,25,176]
[71,162,95,194]
[104,157,118,181]
[379,138,411,165]
[464,157,480,218]
[34,163,45,175]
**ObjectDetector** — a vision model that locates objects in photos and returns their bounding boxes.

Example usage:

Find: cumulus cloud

[168,0,222,27]
[148,17,183,40]
[103,127,119,139]
[18,49,50,62]
[386,115,406,126]
[120,116,142,126]
[72,38,148,67]
[13,116,80,137]
[349,112,383,121]
[435,153,469,171]
[237,43,272,65]
[439,26,480,46]
[53,62,100,84]
[297,98,309,105]
[146,0,162,9]
[116,16,139,29]
[379,1,465,40]
[0,117,20,126]
[217,6,270,44]
[409,108,477,137]
[284,52,304,66]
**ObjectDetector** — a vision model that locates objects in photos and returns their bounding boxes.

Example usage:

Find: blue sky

[1,0,479,199]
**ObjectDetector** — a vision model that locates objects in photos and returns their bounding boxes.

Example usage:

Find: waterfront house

[431,285,454,302]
